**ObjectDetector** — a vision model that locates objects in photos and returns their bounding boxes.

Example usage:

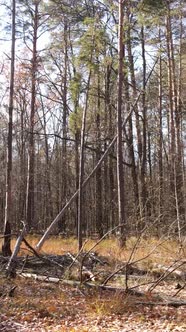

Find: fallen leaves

[0,276,186,331]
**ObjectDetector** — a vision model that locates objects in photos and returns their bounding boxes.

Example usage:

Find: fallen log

[19,272,186,307]
[20,273,60,283]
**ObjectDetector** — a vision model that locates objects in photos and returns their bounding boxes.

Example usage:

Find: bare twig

[79,224,125,283]
[148,260,186,292]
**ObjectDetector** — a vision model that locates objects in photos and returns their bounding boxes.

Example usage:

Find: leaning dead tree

[35,58,158,251]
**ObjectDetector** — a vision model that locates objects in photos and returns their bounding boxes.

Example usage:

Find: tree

[2,0,16,256]
[117,0,126,247]
[25,0,41,229]
[0,0,185,247]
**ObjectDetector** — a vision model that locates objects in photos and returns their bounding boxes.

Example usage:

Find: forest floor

[0,235,186,331]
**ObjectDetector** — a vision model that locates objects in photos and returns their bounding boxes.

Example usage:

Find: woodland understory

[0,236,186,331]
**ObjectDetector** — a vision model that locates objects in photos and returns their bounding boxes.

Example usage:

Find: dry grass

[0,234,184,267]
[86,291,136,317]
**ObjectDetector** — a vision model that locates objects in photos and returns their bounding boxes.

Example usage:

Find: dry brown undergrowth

[0,276,186,331]
[0,236,185,331]
[0,235,183,263]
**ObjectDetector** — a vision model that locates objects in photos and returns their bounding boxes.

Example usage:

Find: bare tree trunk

[158,29,163,227]
[123,54,139,216]
[78,70,91,251]
[95,62,103,238]
[39,95,53,224]
[140,25,148,222]
[103,62,113,232]
[58,19,68,233]
[74,90,80,236]
[177,6,186,223]
[26,1,39,230]
[106,64,115,230]
[117,0,126,247]
[75,130,80,235]
[174,6,184,220]
[2,0,16,256]
[166,8,176,219]
[122,3,138,214]
[126,4,141,219]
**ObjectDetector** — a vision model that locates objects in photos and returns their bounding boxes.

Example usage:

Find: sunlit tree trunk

[158,27,163,227]
[174,5,184,221]
[105,63,115,230]
[18,98,26,224]
[126,3,141,220]
[166,6,177,221]
[123,72,139,220]
[117,0,126,247]
[78,70,91,251]
[177,5,185,223]
[95,61,103,238]
[58,19,68,233]
[140,25,148,221]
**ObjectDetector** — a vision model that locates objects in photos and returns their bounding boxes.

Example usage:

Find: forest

[0,0,186,250]
[0,0,186,331]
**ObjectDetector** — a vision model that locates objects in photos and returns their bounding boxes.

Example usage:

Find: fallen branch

[0,233,17,239]
[134,301,186,307]
[18,271,143,296]
[18,272,186,307]
[67,252,96,282]
[20,272,60,283]
[148,260,186,292]
[79,224,125,283]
